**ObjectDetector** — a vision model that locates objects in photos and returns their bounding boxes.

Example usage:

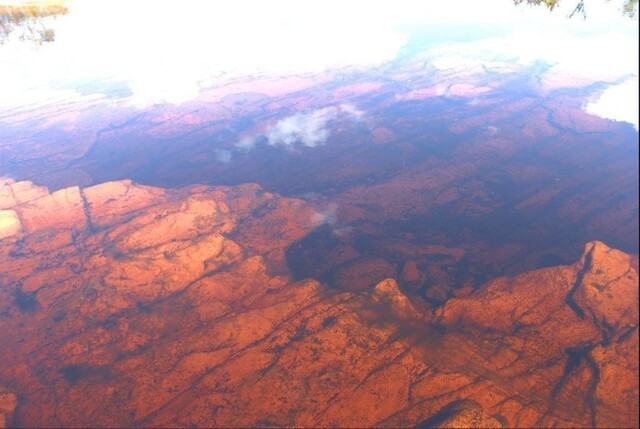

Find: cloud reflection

[0,0,637,130]
[259,104,364,148]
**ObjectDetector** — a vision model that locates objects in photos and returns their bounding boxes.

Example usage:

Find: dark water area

[2,74,638,296]
[65,91,466,194]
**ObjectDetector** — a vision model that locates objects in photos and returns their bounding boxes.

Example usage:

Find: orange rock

[0,178,637,428]
[15,186,86,233]
[416,399,503,428]
[372,278,424,321]
[0,209,21,240]
[0,387,17,429]
[437,241,639,428]
[0,180,17,210]
[573,241,639,339]
[1,179,51,211]
[83,180,166,228]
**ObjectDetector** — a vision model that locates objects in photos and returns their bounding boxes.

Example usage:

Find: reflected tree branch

[0,0,68,44]
[514,0,638,18]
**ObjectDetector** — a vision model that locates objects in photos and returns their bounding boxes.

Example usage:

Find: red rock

[0,180,49,209]
[15,186,86,233]
[372,278,425,321]
[0,179,637,428]
[0,387,17,429]
[437,241,639,428]
[83,180,166,228]
[0,210,21,240]
[573,241,638,338]
[0,179,17,210]
[416,399,503,428]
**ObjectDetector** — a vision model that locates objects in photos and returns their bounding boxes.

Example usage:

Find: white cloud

[311,203,338,226]
[0,0,636,112]
[242,104,364,149]
[265,108,332,148]
[309,202,353,237]
[585,77,639,129]
[428,30,638,81]
[0,0,409,108]
[311,202,338,226]
[422,1,638,128]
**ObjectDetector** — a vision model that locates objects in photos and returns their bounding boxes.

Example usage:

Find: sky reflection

[0,0,637,127]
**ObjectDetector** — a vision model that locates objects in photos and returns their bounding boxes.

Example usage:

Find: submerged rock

[0,180,637,428]
[0,387,17,429]
[332,257,396,291]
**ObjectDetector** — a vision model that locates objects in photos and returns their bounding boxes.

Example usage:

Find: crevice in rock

[583,352,600,428]
[542,343,599,427]
[564,243,595,320]
[79,188,96,234]
[617,325,639,343]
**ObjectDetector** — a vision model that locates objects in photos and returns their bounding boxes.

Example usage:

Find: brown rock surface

[0,178,49,209]
[0,210,21,240]
[437,241,639,428]
[14,185,86,233]
[0,180,637,428]
[0,387,17,429]
[82,179,166,228]
[372,278,425,321]
[417,399,503,428]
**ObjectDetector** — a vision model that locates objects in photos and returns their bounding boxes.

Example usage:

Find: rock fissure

[565,243,595,320]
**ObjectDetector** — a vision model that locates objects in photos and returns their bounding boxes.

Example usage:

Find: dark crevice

[617,325,639,343]
[596,312,615,346]
[565,243,595,320]
[79,188,96,234]
[550,347,586,400]
[583,352,600,428]
[542,344,599,427]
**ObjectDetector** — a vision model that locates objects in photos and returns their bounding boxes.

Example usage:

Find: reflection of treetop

[514,0,638,18]
[0,0,68,44]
